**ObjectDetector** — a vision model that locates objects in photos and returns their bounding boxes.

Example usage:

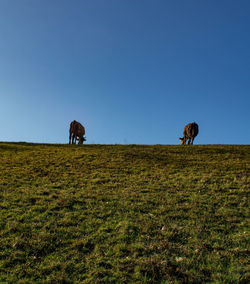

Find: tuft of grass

[0,142,249,283]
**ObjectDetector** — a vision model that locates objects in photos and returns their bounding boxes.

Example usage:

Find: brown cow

[179,122,199,145]
[69,120,86,145]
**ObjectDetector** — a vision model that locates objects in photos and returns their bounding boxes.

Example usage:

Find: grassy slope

[0,143,249,283]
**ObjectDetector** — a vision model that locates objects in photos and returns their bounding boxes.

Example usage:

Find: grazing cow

[69,120,86,145]
[179,122,199,145]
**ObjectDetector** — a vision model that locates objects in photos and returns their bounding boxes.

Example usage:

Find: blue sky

[0,0,249,144]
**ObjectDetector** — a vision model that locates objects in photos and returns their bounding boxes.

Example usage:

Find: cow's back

[184,122,198,138]
[76,122,85,136]
[70,120,85,136]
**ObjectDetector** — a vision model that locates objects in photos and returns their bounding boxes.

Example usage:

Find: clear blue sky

[0,0,249,144]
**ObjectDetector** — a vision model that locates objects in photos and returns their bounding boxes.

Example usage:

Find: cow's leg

[188,138,191,145]
[74,135,77,144]
[191,137,195,145]
[69,132,71,144]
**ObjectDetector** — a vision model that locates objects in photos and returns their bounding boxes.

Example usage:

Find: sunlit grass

[0,142,249,283]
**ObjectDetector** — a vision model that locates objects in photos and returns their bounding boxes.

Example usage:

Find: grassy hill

[0,143,249,283]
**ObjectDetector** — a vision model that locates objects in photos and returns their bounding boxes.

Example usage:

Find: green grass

[0,142,249,283]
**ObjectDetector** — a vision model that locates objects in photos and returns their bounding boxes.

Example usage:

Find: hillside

[0,143,249,283]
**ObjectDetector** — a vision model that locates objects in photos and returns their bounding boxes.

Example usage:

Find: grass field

[0,142,249,283]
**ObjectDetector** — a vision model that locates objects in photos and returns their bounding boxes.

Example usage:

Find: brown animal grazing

[179,122,199,145]
[69,120,86,145]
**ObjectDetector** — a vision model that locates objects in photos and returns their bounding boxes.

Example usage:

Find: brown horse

[179,122,199,145]
[69,120,86,145]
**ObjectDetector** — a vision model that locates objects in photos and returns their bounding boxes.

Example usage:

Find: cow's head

[79,136,87,145]
[179,137,185,145]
